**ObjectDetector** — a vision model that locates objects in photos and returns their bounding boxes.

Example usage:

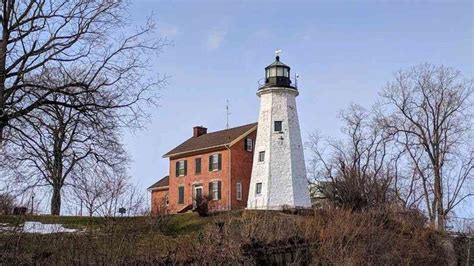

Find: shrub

[195,196,209,217]
[0,193,16,215]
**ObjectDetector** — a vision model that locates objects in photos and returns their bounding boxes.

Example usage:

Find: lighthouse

[247,53,311,209]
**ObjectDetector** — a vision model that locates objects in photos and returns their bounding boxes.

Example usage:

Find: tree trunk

[0,1,11,145]
[51,185,62,215]
[434,168,445,231]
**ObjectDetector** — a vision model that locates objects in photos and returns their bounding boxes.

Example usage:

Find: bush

[0,193,16,215]
[195,196,209,217]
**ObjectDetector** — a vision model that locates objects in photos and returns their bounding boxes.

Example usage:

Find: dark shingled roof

[163,122,257,158]
[148,175,169,190]
[266,56,289,68]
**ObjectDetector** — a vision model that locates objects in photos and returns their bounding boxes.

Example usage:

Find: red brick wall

[167,147,231,213]
[151,189,169,216]
[230,131,257,209]
[163,130,257,213]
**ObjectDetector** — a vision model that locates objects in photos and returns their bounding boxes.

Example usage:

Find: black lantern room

[261,55,295,90]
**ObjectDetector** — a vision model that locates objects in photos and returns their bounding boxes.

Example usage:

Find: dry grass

[0,209,456,264]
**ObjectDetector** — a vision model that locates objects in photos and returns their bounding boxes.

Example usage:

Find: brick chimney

[193,126,207,137]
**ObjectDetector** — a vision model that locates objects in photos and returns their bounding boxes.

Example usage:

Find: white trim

[148,186,169,192]
[210,181,219,201]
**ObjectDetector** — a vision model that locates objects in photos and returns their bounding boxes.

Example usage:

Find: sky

[122,0,473,216]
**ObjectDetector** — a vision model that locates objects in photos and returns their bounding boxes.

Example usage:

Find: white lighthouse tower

[247,52,311,209]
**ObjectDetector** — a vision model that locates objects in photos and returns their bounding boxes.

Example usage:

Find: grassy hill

[0,209,469,264]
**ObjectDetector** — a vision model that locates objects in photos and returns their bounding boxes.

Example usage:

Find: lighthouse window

[256,183,262,195]
[283,68,289,77]
[258,151,265,162]
[277,67,284,76]
[274,121,282,132]
[269,67,276,77]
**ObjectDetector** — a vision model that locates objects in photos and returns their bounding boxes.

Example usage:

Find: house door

[193,185,203,208]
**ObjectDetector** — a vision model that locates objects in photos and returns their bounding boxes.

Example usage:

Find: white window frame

[178,160,186,176]
[258,151,265,162]
[245,138,253,152]
[210,154,219,171]
[256,183,262,195]
[236,182,242,200]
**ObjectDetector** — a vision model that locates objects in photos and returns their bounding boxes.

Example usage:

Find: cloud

[158,23,179,39]
[205,28,227,50]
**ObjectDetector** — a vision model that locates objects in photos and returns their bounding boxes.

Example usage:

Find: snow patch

[0,221,79,234]
[22,221,79,234]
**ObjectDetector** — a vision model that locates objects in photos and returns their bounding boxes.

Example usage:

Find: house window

[209,181,221,200]
[209,154,222,171]
[245,138,253,152]
[256,183,262,195]
[236,182,242,200]
[175,160,187,177]
[178,186,184,204]
[274,121,282,132]
[195,158,201,174]
[258,151,265,162]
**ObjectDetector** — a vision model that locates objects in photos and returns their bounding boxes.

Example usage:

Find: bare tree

[71,166,109,217]
[308,104,401,211]
[0,192,16,214]
[0,0,164,144]
[3,91,128,215]
[379,64,473,230]
[96,169,129,217]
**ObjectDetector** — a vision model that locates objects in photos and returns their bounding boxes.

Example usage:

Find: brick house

[149,123,257,215]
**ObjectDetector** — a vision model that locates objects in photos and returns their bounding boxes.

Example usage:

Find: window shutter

[195,158,201,174]
[175,161,179,177]
[184,160,187,176]
[209,155,212,171]
[217,154,222,170]
[178,187,184,204]
[217,181,222,200]
[244,138,247,150]
[208,182,213,200]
